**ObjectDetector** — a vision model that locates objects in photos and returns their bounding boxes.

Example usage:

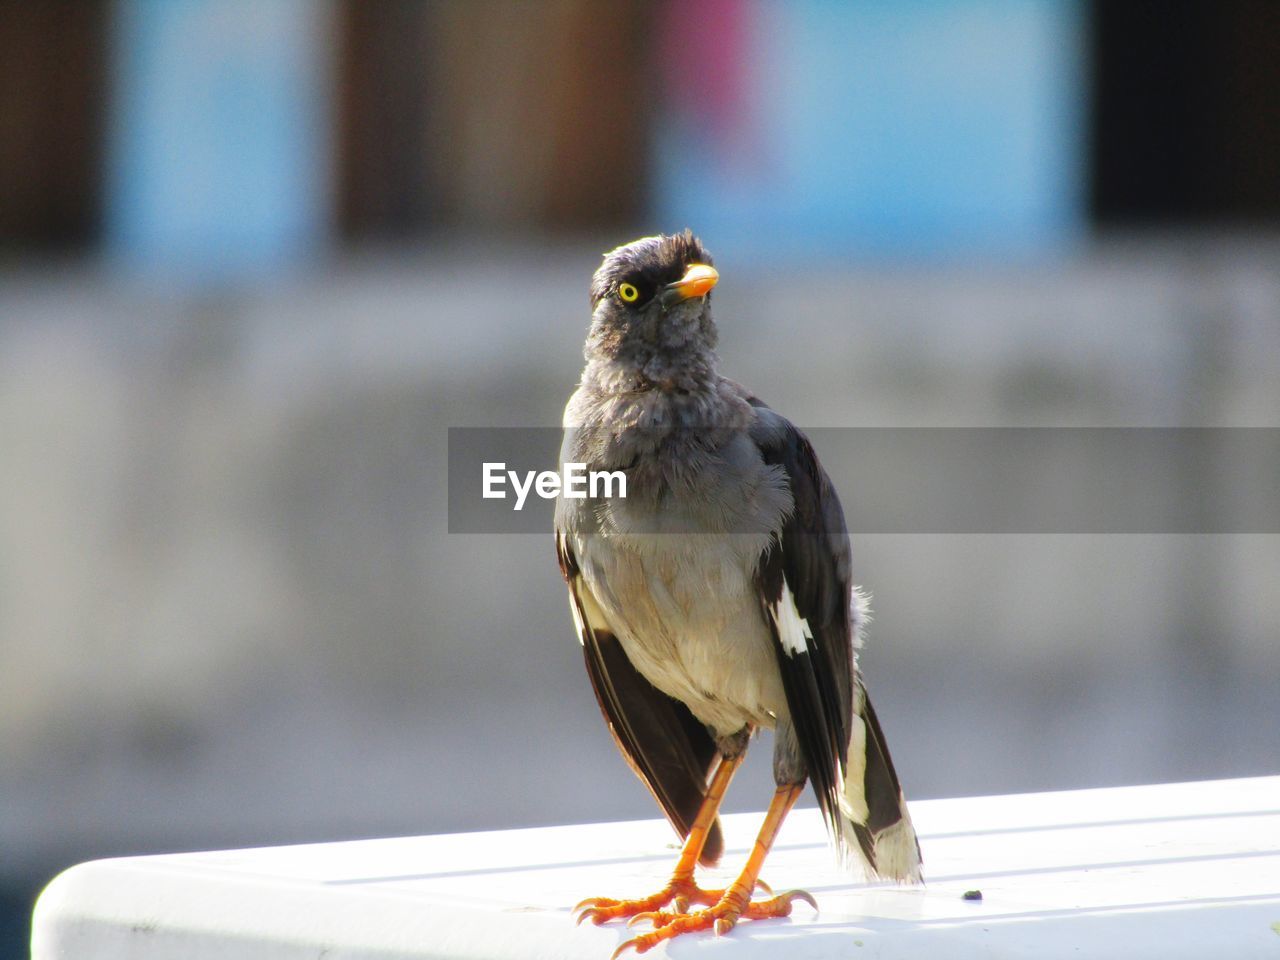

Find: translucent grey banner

[447,428,1280,534]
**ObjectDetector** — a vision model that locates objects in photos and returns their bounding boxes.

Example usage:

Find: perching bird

[555,231,921,955]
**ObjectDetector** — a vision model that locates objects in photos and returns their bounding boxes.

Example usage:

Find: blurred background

[2,0,1279,954]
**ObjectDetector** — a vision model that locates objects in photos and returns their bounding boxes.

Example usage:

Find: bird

[555,231,922,955]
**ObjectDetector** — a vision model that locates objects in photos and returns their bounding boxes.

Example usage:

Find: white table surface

[31,775,1280,959]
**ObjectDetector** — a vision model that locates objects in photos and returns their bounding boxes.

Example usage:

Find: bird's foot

[609,887,816,957]
[573,877,772,927]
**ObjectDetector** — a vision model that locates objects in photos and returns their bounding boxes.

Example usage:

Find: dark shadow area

[1091,0,1280,224]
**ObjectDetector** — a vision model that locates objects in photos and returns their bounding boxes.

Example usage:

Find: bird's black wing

[556,532,725,866]
[749,402,916,875]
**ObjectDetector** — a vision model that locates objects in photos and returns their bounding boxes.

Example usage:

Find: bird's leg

[574,753,744,926]
[611,782,816,957]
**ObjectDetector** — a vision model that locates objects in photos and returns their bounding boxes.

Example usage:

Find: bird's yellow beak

[661,263,719,307]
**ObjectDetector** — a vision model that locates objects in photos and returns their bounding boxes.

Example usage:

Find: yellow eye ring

[618,282,640,303]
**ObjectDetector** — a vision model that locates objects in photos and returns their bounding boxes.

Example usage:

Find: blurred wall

[2,239,1278,869]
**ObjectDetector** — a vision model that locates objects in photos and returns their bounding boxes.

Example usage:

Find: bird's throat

[584,347,717,399]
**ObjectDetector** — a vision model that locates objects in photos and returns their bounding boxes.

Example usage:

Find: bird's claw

[574,896,626,925]
[570,875,723,926]
[607,888,819,955]
[610,939,644,960]
[573,896,612,914]
[573,874,776,924]
[625,910,671,928]
[786,888,819,912]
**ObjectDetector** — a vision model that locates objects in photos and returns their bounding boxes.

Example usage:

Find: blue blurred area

[100,0,1086,279]
[655,0,1087,258]
[104,0,330,281]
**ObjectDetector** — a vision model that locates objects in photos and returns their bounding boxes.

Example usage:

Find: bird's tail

[834,681,924,883]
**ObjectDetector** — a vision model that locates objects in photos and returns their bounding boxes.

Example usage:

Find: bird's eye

[618,282,640,303]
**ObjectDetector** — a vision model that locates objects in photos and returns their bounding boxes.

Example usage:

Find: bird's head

[583,230,719,391]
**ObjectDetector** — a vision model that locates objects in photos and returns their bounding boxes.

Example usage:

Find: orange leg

[611,783,816,957]
[574,754,747,926]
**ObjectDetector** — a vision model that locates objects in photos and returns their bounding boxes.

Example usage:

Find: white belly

[578,531,787,737]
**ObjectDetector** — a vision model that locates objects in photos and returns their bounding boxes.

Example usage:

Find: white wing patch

[839,712,869,823]
[771,579,813,656]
